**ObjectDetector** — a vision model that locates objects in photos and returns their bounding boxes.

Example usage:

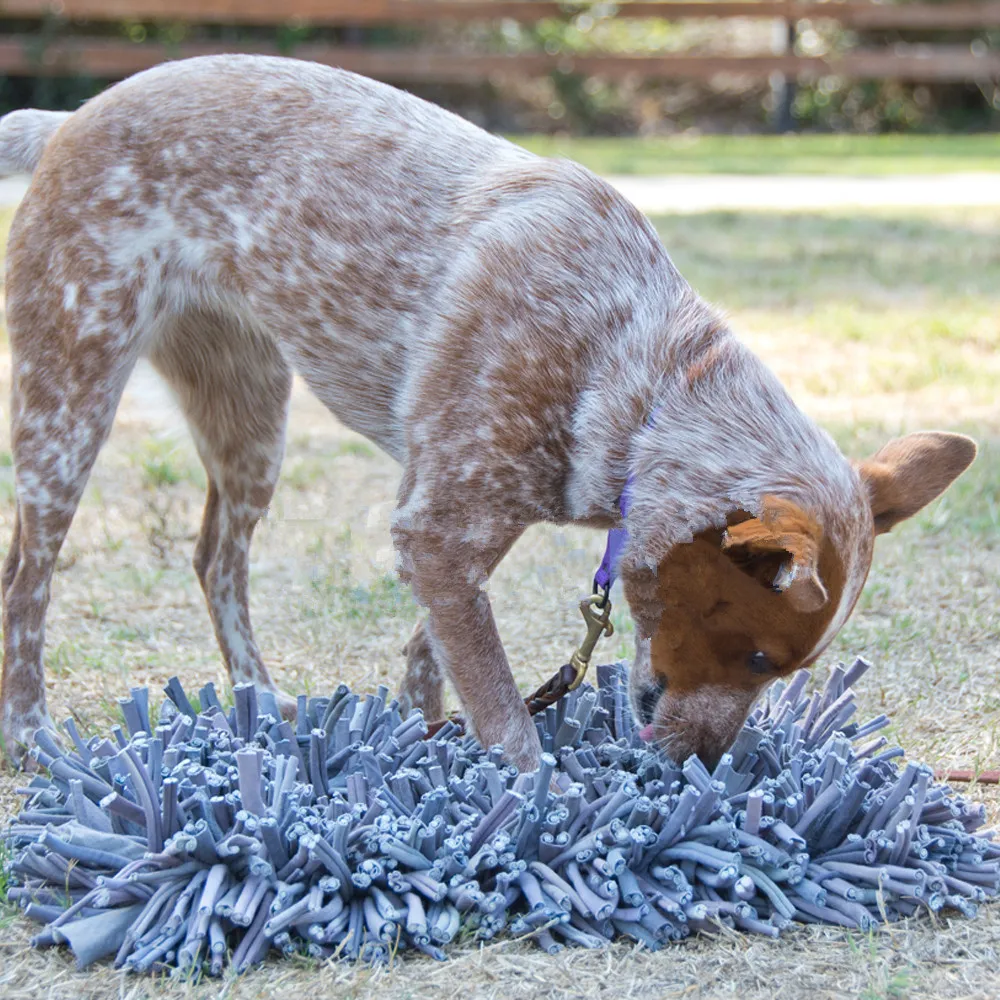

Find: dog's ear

[857,432,977,535]
[722,496,828,613]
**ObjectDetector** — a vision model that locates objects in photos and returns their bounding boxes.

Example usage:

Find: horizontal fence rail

[0,2,996,87]
[1,38,996,83]
[1,2,999,30]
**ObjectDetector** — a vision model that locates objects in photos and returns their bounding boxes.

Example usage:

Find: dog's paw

[272,690,299,722]
[466,700,542,773]
[497,713,543,774]
[1,711,58,771]
[508,746,543,775]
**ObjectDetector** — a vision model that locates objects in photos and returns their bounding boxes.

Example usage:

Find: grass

[0,197,997,997]
[652,208,1000,424]
[653,210,1000,307]
[513,133,1000,177]
[137,447,203,490]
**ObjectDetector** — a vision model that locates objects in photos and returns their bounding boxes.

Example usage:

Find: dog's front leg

[426,584,539,771]
[394,507,539,772]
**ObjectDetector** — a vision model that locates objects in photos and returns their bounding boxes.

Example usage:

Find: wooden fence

[0,1,997,84]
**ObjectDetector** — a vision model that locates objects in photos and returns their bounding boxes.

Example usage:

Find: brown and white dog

[0,55,975,770]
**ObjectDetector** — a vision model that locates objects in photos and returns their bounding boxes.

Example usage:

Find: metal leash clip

[568,594,615,690]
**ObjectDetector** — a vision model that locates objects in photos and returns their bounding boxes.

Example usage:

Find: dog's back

[0,55,690,762]
[2,55,675,458]
[1,58,503,443]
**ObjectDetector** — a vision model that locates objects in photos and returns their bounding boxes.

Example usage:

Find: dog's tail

[0,109,72,175]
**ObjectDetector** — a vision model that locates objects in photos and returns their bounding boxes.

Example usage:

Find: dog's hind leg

[400,619,445,722]
[1,304,140,761]
[149,309,294,715]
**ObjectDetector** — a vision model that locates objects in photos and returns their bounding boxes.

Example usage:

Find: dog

[0,55,975,771]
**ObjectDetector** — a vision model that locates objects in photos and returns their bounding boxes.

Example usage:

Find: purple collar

[593,481,632,601]
[593,408,659,601]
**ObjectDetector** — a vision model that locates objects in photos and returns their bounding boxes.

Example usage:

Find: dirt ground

[0,205,997,999]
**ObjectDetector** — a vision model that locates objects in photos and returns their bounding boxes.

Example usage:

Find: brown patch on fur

[723,495,828,612]
[649,506,846,697]
[723,496,821,566]
[684,340,728,386]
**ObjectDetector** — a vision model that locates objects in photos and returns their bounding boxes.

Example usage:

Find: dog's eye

[747,651,779,675]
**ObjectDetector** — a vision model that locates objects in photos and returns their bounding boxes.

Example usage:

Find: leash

[423,592,616,739]
[934,769,999,785]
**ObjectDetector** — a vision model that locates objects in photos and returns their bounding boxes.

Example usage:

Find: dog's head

[627,431,976,766]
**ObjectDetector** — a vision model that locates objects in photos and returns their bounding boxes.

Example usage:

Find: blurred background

[0,0,997,134]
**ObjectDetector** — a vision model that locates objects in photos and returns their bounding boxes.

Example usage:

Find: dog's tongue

[638,723,655,742]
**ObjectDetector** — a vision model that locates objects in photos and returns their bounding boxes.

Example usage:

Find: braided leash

[934,769,999,785]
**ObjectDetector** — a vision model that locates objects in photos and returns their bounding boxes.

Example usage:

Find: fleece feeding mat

[4,658,998,975]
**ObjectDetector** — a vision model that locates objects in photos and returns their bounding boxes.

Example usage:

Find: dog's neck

[566,300,859,564]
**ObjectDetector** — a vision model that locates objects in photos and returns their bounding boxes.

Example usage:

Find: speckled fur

[0,56,976,768]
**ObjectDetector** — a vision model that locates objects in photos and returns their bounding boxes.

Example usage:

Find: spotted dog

[0,55,975,769]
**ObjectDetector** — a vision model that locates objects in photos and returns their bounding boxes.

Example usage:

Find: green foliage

[0,9,995,132]
[311,572,416,625]
[0,838,21,933]
[792,78,999,134]
[919,438,1000,543]
[336,440,377,459]
[495,11,1000,133]
[276,21,315,56]
[141,455,182,489]
[649,208,1000,409]
[133,440,203,491]
[652,208,1000,311]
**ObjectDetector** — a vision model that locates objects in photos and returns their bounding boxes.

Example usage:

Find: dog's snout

[695,745,724,771]
[643,684,756,768]
[637,680,665,726]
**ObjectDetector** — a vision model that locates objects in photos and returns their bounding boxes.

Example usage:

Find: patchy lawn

[0,204,997,998]
[514,133,1000,178]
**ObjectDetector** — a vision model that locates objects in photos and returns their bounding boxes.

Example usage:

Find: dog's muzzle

[636,680,666,726]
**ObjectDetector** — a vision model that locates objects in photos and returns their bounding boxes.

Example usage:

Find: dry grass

[1,899,999,1000]
[0,205,997,999]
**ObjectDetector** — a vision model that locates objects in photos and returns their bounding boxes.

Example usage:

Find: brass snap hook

[568,594,614,690]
